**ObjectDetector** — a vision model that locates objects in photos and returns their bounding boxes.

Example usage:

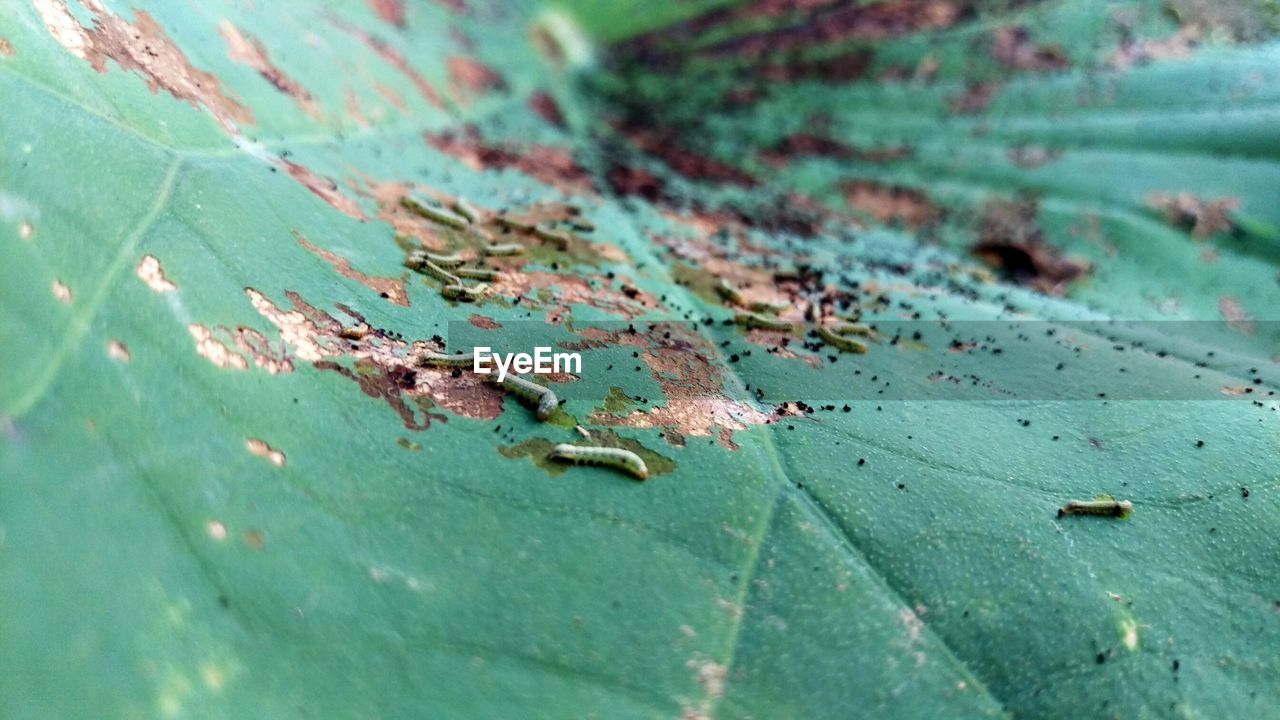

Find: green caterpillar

[492,374,558,420]
[454,267,499,281]
[734,311,793,332]
[548,444,648,480]
[816,325,868,354]
[483,243,526,257]
[418,351,475,368]
[441,283,490,302]
[402,196,469,228]
[1058,496,1132,519]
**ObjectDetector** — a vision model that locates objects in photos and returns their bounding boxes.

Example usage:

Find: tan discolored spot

[51,278,72,304]
[240,529,265,550]
[34,0,253,131]
[424,129,596,196]
[527,91,566,128]
[1219,296,1253,336]
[343,87,371,127]
[107,339,130,362]
[468,314,501,330]
[991,26,1069,72]
[1109,25,1200,68]
[0,38,14,57]
[1146,192,1239,239]
[972,198,1089,295]
[578,324,770,447]
[330,18,443,108]
[447,56,507,101]
[296,231,407,305]
[18,221,34,240]
[842,180,940,229]
[206,520,227,541]
[219,20,322,120]
[277,159,367,221]
[948,81,1001,114]
[367,0,406,28]
[189,324,249,370]
[245,438,286,467]
[136,254,177,292]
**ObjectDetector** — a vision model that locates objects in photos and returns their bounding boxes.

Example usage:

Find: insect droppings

[548,443,648,480]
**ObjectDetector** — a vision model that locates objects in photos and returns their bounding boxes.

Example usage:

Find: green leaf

[2,1,1278,718]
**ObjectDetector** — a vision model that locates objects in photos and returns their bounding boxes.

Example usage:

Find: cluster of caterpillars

[418,349,647,481]
[718,278,872,354]
[401,193,583,303]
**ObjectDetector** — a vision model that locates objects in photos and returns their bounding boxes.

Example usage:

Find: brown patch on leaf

[277,158,367,221]
[136,254,177,292]
[425,127,595,195]
[0,38,14,57]
[469,315,502,330]
[496,271,659,319]
[296,231,408,306]
[240,529,266,550]
[841,180,940,229]
[330,17,443,108]
[991,26,1069,72]
[757,49,874,83]
[972,199,1089,295]
[367,0,406,28]
[617,124,756,187]
[528,91,566,128]
[447,56,507,100]
[1218,296,1254,336]
[245,438,286,467]
[606,165,665,202]
[51,278,72,304]
[189,324,249,370]
[1145,192,1239,239]
[759,133,911,168]
[577,324,769,447]
[948,81,1001,114]
[107,339,131,362]
[1109,25,1200,68]
[219,20,322,120]
[1007,145,1062,168]
[34,0,253,131]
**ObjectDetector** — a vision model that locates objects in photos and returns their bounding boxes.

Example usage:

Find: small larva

[418,350,475,367]
[747,300,789,314]
[454,267,499,281]
[402,196,469,228]
[423,251,466,268]
[548,444,648,480]
[715,279,743,305]
[483,243,525,257]
[827,322,872,337]
[491,374,558,420]
[406,253,462,285]
[734,311,793,332]
[441,283,490,302]
[533,225,571,249]
[453,198,481,224]
[339,323,371,340]
[816,325,868,354]
[494,216,536,233]
[1058,496,1132,519]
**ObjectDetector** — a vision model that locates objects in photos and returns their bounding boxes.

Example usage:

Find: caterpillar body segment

[402,196,469,228]
[483,243,526,257]
[492,374,558,421]
[548,443,648,480]
[1058,496,1132,519]
[734,311,794,332]
[441,283,490,302]
[816,325,868,354]
[533,225,571,249]
[715,279,743,305]
[419,351,476,368]
[454,267,499,281]
[453,198,482,224]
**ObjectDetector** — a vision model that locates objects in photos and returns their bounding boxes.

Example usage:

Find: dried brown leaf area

[219,20,323,120]
[186,288,504,428]
[34,0,252,131]
[971,198,1089,295]
[1146,192,1240,239]
[296,232,408,306]
[575,324,770,449]
[842,180,941,229]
